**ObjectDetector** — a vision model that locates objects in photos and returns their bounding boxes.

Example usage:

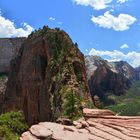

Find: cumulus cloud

[0,15,34,37]
[120,44,129,49]
[89,48,140,67]
[72,0,113,10]
[91,11,137,31]
[117,0,128,4]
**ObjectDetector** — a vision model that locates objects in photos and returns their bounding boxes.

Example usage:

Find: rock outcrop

[21,108,140,140]
[3,26,92,125]
[0,38,25,74]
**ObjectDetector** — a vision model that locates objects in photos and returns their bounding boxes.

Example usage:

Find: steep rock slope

[3,26,92,125]
[89,65,130,97]
[0,38,25,74]
[85,56,138,105]
[114,61,139,81]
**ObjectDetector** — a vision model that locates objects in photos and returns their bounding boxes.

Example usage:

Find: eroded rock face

[89,65,131,98]
[0,38,25,74]
[21,109,140,140]
[3,27,91,125]
[114,61,140,81]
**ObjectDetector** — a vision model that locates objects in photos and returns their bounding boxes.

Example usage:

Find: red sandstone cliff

[3,26,92,125]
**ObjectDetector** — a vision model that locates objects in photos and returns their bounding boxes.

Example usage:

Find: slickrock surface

[21,109,140,140]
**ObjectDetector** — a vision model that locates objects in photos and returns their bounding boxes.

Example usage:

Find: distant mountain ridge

[85,55,139,80]
[85,55,140,105]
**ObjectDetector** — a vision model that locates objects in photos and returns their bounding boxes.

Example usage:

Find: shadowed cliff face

[88,65,131,99]
[3,27,92,125]
[0,38,26,74]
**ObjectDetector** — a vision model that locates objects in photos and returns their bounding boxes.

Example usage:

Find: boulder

[56,117,73,125]
[29,124,52,138]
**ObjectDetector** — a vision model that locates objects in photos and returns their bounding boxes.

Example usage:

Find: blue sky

[0,0,140,67]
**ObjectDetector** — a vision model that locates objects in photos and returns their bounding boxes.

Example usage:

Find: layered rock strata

[21,108,140,140]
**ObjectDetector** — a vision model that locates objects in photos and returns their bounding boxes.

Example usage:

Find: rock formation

[0,38,25,74]
[114,61,140,81]
[85,55,139,105]
[3,26,92,125]
[21,108,140,140]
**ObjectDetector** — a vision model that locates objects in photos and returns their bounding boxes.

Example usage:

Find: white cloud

[89,48,140,67]
[73,0,113,10]
[49,17,55,21]
[91,11,137,31]
[117,0,128,4]
[120,44,129,49]
[0,15,33,37]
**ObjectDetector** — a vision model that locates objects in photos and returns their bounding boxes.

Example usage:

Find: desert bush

[0,111,28,140]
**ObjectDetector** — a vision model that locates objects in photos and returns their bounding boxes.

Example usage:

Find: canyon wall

[0,38,25,74]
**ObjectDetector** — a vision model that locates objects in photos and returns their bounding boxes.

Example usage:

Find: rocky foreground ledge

[21,109,140,140]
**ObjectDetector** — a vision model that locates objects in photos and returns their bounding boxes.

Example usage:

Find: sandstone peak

[3,26,92,125]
